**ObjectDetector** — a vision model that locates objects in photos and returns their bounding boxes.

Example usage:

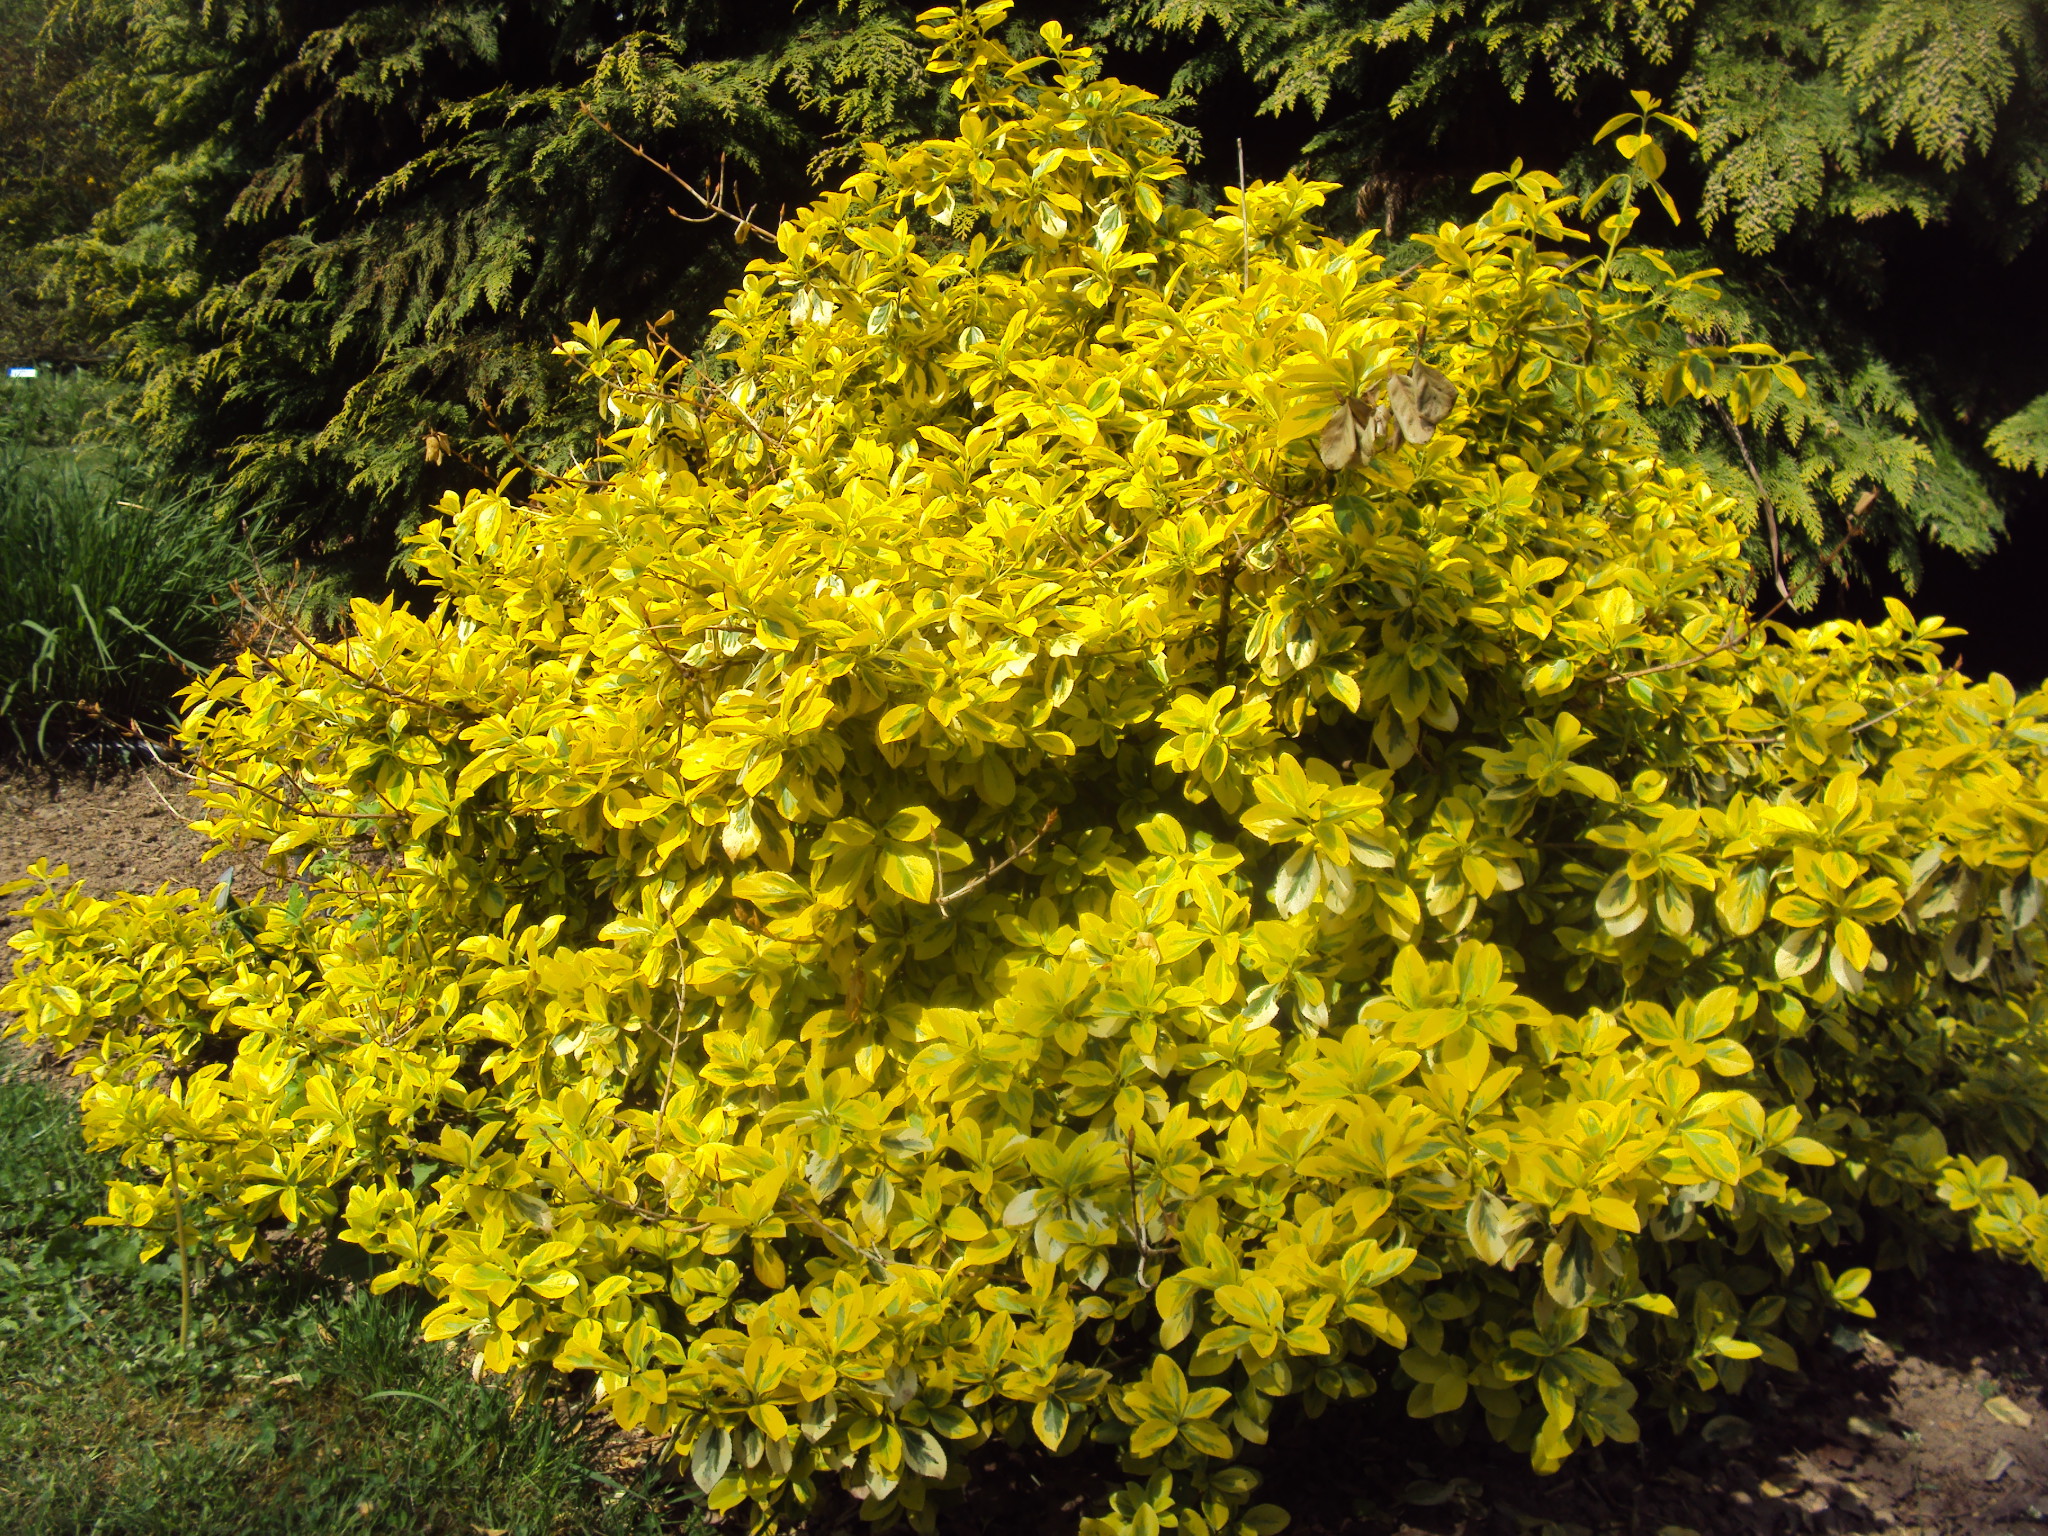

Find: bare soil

[6,765,2048,1536]
[0,759,232,903]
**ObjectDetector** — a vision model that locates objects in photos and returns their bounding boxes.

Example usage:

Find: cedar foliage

[10,11,2048,1534]
[0,0,131,363]
[48,0,955,553]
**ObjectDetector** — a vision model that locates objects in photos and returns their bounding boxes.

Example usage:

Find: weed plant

[0,372,119,458]
[0,1064,705,1535]
[0,374,258,752]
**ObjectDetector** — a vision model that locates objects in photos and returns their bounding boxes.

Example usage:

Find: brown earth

[925,1254,2048,1536]
[6,765,2048,1536]
[0,758,234,904]
[0,758,269,1072]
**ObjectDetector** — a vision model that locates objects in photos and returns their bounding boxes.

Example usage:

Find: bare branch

[1708,397,1792,605]
[935,810,1060,915]
[579,105,773,245]
[1848,666,1958,737]
[475,396,612,490]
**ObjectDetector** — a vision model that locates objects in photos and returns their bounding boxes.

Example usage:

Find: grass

[0,1062,708,1535]
[0,373,364,754]
[0,372,118,459]
[0,374,257,753]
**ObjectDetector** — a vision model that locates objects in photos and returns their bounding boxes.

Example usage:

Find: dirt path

[6,768,2048,1535]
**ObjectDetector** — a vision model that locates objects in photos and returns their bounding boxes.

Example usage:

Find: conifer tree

[51,0,956,557]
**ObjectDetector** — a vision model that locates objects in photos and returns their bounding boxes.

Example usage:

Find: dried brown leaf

[1387,362,1457,444]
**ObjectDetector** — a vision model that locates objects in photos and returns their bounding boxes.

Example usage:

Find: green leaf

[1031,1397,1068,1450]
[1272,848,1321,916]
[1682,1128,1742,1185]
[901,1425,947,1478]
[1779,1136,1836,1166]
[691,1428,732,1495]
[880,849,936,903]
[877,704,925,743]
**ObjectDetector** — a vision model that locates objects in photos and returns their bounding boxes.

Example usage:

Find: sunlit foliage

[10,10,2048,1534]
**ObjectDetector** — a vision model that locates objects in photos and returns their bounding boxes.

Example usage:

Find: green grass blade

[69,583,114,667]
[104,605,208,673]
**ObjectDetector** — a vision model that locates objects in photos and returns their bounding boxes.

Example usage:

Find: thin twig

[934,810,1060,915]
[603,358,788,451]
[529,1122,707,1233]
[196,762,398,827]
[1080,528,1141,571]
[579,105,771,244]
[1237,138,1250,290]
[1603,488,1877,683]
[1213,552,1241,690]
[1848,667,1956,736]
[135,739,196,810]
[252,599,469,720]
[1709,398,1791,605]
[1122,1127,1172,1288]
[1605,612,1773,684]
[163,1135,192,1352]
[1705,665,1957,751]
[476,397,612,490]
[780,1189,913,1279]
[1607,617,1747,683]
[653,970,688,1138]
[701,376,781,447]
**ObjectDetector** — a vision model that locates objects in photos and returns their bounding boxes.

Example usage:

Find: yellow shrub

[8,6,2048,1533]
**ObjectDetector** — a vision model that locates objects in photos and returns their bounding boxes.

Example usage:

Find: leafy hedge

[8,8,2048,1535]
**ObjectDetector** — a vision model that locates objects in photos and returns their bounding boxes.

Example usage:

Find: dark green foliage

[0,1066,704,1535]
[0,0,132,365]
[1106,0,2048,594]
[0,367,115,456]
[32,0,2048,598]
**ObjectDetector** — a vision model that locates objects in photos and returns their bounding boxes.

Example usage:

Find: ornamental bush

[8,7,2048,1534]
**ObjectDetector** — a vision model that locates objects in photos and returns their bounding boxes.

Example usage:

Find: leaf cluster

[1112,0,2048,610]
[9,10,2048,1535]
